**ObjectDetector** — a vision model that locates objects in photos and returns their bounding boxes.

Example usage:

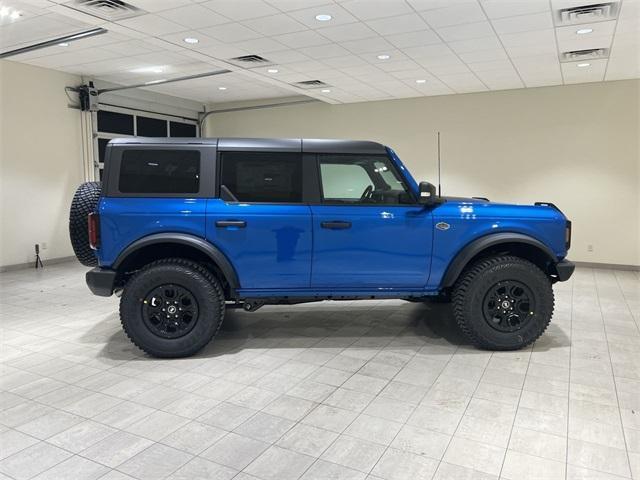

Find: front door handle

[215,220,246,228]
[321,221,351,230]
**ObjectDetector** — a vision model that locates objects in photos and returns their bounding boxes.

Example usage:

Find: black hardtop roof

[108,137,387,155]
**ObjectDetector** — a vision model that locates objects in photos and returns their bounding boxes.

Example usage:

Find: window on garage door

[93,107,199,181]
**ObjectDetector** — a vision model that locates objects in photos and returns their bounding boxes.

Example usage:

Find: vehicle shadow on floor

[94,300,568,360]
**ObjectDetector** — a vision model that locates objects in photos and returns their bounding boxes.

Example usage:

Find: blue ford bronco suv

[69,137,574,358]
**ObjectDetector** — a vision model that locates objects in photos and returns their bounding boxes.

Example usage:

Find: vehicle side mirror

[418,181,438,204]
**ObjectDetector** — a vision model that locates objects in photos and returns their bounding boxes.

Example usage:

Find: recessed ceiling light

[321,89,331,93]
[131,66,165,74]
[416,79,427,84]
[577,62,591,67]
[218,86,227,90]
[183,37,199,44]
[377,54,390,60]
[8,10,21,20]
[315,14,332,21]
[0,7,9,17]
[58,42,69,47]
[576,28,593,34]
[267,68,279,73]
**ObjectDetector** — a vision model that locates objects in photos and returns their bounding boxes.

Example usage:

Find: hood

[436,197,566,221]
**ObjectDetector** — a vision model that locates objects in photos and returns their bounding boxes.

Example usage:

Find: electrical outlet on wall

[587,244,593,252]
[41,242,47,250]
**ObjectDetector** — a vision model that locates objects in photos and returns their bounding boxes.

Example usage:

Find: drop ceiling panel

[556,20,617,52]
[200,0,278,21]
[562,58,607,83]
[1,0,637,106]
[366,13,428,35]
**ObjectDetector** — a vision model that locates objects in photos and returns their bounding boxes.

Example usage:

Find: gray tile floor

[1,261,639,480]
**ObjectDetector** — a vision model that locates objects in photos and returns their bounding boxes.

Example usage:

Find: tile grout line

[223,317,407,479]
[425,346,495,478]
[285,321,438,480]
[364,341,463,480]
[593,268,634,478]
[496,342,535,479]
[565,272,575,480]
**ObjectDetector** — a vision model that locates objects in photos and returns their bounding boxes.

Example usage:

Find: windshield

[387,147,419,195]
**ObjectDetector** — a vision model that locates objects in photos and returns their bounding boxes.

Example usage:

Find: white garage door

[92,105,199,180]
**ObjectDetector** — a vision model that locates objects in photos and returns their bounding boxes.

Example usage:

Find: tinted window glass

[136,116,167,137]
[119,150,200,194]
[97,110,134,135]
[321,163,371,200]
[319,154,412,204]
[220,152,302,203]
[170,122,197,137]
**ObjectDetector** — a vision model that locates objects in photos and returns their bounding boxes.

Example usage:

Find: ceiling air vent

[66,0,144,21]
[560,47,609,62]
[227,55,274,68]
[555,2,619,25]
[293,80,331,90]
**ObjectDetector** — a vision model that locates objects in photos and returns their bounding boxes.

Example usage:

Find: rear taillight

[88,213,100,250]
[565,220,572,250]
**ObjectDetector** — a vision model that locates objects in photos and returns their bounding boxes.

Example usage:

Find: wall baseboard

[0,256,77,273]
[574,261,640,271]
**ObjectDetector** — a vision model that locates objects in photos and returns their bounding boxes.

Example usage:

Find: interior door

[311,154,433,288]
[206,149,312,289]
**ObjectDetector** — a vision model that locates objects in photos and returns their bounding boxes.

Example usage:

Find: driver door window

[320,163,372,201]
[318,154,413,204]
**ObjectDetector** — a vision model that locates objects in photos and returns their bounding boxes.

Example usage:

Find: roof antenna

[437,131,442,197]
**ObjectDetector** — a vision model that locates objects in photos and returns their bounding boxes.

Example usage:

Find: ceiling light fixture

[218,86,227,90]
[321,89,331,93]
[377,54,390,60]
[577,62,591,67]
[9,10,20,20]
[576,28,593,34]
[0,27,108,59]
[0,7,9,16]
[131,66,165,74]
[267,68,279,73]
[58,42,69,47]
[183,37,199,44]
[315,14,332,21]
[416,79,427,84]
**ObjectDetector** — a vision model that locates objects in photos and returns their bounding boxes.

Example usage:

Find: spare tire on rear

[69,181,101,267]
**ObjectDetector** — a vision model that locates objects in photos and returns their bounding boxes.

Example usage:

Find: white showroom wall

[0,60,84,268]
[206,80,640,267]
[0,60,203,269]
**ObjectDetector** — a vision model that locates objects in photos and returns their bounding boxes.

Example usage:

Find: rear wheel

[452,255,553,350]
[120,258,225,358]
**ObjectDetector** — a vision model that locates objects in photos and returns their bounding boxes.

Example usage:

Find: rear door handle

[215,220,246,228]
[321,221,351,230]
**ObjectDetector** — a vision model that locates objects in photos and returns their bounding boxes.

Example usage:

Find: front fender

[438,232,557,288]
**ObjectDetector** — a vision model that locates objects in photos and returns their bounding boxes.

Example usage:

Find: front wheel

[452,255,554,350]
[120,258,225,358]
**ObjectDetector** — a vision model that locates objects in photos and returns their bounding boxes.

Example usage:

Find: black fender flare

[113,233,240,291]
[440,232,557,288]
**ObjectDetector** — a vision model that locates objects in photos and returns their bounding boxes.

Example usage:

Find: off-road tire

[69,181,101,267]
[452,255,554,350]
[120,258,225,358]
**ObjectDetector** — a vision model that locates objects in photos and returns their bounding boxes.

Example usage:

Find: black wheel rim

[482,280,535,333]
[142,284,199,339]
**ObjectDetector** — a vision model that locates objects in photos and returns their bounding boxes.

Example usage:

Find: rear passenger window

[119,150,200,194]
[220,152,302,203]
